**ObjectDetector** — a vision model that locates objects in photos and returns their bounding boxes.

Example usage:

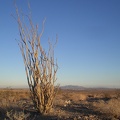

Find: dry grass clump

[55,90,88,106]
[0,89,31,120]
[69,93,88,102]
[5,110,30,120]
[0,89,30,107]
[0,90,16,107]
[93,90,120,99]
[93,98,120,118]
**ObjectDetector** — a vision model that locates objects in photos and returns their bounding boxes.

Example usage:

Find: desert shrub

[62,92,88,103]
[5,110,30,120]
[14,4,58,115]
[93,98,120,118]
[70,93,87,102]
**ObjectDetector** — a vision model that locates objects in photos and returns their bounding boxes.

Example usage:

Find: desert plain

[0,88,120,120]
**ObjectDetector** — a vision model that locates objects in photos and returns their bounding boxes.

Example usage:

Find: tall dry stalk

[15,5,58,115]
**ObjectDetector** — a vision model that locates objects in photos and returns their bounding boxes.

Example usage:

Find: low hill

[60,85,86,90]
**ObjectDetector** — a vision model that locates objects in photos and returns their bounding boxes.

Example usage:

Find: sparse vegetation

[0,89,120,120]
[5,110,30,120]
[93,98,120,118]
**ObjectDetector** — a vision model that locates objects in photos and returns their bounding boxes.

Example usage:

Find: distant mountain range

[60,85,120,90]
[60,85,86,90]
[0,85,119,89]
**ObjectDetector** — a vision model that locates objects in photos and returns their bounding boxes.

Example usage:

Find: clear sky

[0,0,120,88]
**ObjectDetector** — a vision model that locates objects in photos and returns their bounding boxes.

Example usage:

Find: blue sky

[0,0,120,88]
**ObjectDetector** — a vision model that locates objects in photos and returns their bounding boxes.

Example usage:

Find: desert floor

[0,88,120,120]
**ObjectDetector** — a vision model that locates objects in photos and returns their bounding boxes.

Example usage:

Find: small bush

[5,110,30,120]
[93,98,120,118]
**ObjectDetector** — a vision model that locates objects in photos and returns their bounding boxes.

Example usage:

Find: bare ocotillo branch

[15,3,58,115]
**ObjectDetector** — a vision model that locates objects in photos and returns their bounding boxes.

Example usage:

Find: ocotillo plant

[15,5,58,115]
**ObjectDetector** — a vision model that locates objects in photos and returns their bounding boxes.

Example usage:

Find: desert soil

[0,88,120,120]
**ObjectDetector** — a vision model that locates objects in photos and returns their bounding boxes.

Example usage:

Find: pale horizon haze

[0,0,120,88]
